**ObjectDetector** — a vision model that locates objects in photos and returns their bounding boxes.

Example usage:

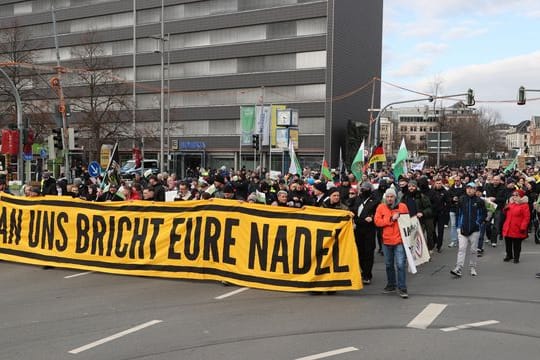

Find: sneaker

[362,278,371,285]
[503,257,513,262]
[398,288,408,298]
[513,259,520,264]
[470,267,477,276]
[448,242,457,248]
[398,289,409,299]
[382,285,396,293]
[450,267,462,277]
[477,248,484,254]
[491,243,497,248]
[536,273,540,278]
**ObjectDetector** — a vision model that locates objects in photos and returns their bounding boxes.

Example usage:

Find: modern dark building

[0,0,382,177]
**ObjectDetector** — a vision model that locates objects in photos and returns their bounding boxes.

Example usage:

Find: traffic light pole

[51,4,70,182]
[0,67,24,183]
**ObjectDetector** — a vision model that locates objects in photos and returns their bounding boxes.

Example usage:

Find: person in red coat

[502,189,531,263]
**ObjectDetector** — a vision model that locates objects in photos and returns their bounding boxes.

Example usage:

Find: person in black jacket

[450,182,487,277]
[448,176,465,247]
[40,171,58,195]
[432,177,451,252]
[485,175,508,247]
[418,177,437,251]
[350,182,379,284]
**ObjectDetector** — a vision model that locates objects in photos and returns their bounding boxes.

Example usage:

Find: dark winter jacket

[456,194,487,236]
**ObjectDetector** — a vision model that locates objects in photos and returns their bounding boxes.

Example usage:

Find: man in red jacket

[375,188,410,298]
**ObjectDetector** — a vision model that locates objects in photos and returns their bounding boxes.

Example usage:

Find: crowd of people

[5,163,540,295]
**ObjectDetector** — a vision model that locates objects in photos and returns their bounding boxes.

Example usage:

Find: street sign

[40,148,47,159]
[88,161,102,177]
[427,132,453,154]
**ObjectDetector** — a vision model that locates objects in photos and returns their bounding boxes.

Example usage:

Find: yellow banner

[0,194,361,292]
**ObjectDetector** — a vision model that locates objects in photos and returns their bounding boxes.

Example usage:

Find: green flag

[392,138,408,180]
[288,140,302,176]
[504,149,521,173]
[351,140,365,181]
[321,158,332,180]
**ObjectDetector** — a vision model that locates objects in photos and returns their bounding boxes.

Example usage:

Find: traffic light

[466,88,475,106]
[52,128,63,150]
[252,134,259,149]
[517,86,526,105]
[68,127,80,149]
[22,128,34,146]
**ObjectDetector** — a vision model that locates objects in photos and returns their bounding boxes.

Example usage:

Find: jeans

[383,243,407,290]
[449,211,458,244]
[477,222,486,250]
[456,231,479,269]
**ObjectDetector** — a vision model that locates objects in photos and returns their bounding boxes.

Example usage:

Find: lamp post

[373,90,475,148]
[0,67,23,183]
[151,0,168,174]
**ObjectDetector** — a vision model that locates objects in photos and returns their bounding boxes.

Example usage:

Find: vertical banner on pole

[240,106,255,146]
[256,105,271,146]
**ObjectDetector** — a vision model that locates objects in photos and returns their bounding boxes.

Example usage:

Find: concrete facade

[0,0,382,176]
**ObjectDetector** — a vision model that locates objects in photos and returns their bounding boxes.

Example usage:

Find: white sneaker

[470,267,477,276]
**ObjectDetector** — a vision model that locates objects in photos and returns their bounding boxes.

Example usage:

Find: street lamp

[0,67,24,183]
[151,0,168,174]
[373,90,475,147]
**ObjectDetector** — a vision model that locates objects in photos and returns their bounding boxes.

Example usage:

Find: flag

[351,140,365,181]
[392,138,408,179]
[338,147,346,179]
[504,149,521,172]
[288,140,302,176]
[321,158,332,180]
[368,142,387,165]
[101,142,121,189]
[410,160,425,171]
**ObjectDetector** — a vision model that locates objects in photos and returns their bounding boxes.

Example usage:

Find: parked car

[120,159,159,178]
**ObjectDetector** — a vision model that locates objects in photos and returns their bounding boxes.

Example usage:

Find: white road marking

[407,303,448,329]
[214,287,249,300]
[441,320,500,332]
[68,320,163,354]
[295,347,358,360]
[64,271,93,279]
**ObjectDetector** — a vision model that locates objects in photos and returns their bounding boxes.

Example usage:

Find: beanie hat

[327,187,340,196]
[515,189,526,197]
[383,188,397,198]
[313,182,327,193]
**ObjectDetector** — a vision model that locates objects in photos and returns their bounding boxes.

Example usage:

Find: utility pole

[51,3,70,181]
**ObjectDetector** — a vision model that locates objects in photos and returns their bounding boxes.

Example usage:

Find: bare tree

[68,32,133,160]
[0,21,50,140]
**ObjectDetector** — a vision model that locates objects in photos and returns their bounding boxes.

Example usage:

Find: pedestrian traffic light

[466,88,475,106]
[252,134,259,149]
[52,128,63,150]
[517,86,526,105]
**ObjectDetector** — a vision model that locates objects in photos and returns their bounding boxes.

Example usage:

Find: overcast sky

[382,0,540,124]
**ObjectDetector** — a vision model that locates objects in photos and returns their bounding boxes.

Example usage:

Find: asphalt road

[1,235,539,360]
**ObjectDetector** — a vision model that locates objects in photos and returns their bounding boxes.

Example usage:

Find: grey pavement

[1,233,539,360]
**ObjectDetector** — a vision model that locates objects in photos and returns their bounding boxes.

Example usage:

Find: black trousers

[433,213,448,250]
[355,225,377,280]
[504,236,524,260]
